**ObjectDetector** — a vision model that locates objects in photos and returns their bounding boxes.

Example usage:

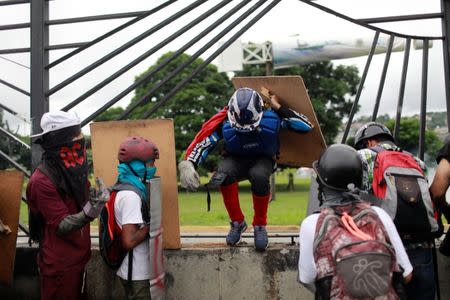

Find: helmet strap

[126,162,147,184]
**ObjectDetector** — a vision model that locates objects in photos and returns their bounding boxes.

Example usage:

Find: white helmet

[227,87,264,132]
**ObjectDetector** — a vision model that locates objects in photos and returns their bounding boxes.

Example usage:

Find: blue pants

[405,247,436,300]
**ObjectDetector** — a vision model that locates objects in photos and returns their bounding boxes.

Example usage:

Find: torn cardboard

[232,76,326,167]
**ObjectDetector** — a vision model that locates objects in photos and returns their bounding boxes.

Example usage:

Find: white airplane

[218,36,431,72]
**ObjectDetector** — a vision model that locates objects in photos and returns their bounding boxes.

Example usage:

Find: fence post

[30,0,49,169]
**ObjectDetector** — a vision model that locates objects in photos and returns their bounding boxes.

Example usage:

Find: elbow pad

[56,211,90,236]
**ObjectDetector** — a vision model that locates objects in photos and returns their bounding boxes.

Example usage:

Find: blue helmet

[227,88,264,132]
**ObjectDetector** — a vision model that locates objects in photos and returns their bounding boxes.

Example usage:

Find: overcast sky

[0,0,446,135]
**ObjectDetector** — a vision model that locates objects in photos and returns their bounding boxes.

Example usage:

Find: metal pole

[62,0,233,112]
[265,60,276,201]
[441,0,450,131]
[357,12,443,24]
[393,38,411,141]
[418,39,429,161]
[0,78,30,96]
[141,0,282,119]
[46,1,176,69]
[341,31,380,143]
[46,0,207,96]
[30,0,49,170]
[372,34,394,121]
[82,0,251,124]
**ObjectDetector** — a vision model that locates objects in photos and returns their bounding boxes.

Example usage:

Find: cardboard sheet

[0,170,24,286]
[232,76,326,167]
[90,119,181,249]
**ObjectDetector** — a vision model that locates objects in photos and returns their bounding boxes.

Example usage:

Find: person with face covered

[26,111,108,300]
[112,136,159,299]
[179,87,312,251]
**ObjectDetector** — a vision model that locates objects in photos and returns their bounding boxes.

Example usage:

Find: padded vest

[222,110,281,157]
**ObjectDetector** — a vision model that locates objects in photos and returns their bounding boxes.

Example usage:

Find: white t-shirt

[114,190,150,281]
[298,206,413,285]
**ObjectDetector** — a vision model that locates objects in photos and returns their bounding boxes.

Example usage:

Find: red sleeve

[27,171,70,226]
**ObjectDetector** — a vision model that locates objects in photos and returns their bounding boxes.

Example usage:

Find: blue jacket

[222,110,280,157]
[186,106,312,166]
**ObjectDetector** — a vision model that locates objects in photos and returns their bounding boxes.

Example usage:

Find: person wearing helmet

[354,122,436,300]
[113,136,158,299]
[179,87,312,251]
[26,111,109,300]
[298,144,412,298]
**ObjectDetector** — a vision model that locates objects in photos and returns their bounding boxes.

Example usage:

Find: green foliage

[236,62,361,144]
[96,52,234,173]
[0,110,30,171]
[384,117,443,163]
[426,111,448,129]
[96,107,125,122]
[96,54,361,171]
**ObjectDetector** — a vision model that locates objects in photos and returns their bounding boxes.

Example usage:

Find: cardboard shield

[232,76,326,167]
[90,119,181,249]
[0,170,24,286]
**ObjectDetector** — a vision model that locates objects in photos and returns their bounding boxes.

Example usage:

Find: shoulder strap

[370,145,386,154]
[127,249,133,287]
[113,182,150,224]
[112,182,141,196]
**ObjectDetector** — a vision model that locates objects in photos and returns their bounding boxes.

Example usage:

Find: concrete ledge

[85,244,312,300]
[163,245,311,300]
[2,245,450,299]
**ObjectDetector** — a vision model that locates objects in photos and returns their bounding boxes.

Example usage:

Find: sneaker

[226,220,247,246]
[254,225,268,251]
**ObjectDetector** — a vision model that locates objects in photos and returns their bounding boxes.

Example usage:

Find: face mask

[41,138,89,208]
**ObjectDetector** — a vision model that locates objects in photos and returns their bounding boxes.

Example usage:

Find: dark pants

[41,270,86,300]
[405,247,436,300]
[217,155,274,196]
[119,278,150,300]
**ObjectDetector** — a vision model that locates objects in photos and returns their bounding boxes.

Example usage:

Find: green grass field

[178,174,310,226]
[20,171,312,226]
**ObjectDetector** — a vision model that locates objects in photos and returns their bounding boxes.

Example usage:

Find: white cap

[31,111,81,138]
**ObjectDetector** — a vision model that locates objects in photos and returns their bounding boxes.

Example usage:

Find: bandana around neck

[117,160,157,200]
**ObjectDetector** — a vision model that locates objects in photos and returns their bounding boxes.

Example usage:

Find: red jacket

[26,169,91,275]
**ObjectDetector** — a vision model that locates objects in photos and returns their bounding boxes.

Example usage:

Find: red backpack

[371,146,439,242]
[99,184,149,271]
[99,190,126,270]
[314,202,400,299]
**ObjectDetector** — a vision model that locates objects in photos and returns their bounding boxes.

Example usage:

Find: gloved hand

[84,177,110,219]
[178,160,200,191]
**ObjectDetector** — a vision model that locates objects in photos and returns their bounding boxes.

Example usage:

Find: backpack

[314,202,400,299]
[99,183,149,271]
[371,146,439,242]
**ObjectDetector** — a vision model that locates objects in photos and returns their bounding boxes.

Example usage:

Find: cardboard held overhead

[0,170,24,286]
[232,76,326,167]
[90,119,181,249]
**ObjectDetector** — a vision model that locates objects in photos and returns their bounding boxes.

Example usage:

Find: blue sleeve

[277,106,313,133]
[186,130,222,167]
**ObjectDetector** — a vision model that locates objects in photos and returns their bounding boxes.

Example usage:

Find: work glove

[178,160,200,191]
[84,177,110,219]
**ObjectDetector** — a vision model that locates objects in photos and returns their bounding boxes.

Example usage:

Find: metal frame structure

[0,0,449,239]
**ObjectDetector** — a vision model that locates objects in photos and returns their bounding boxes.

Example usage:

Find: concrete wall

[85,245,312,300]
[2,245,450,299]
